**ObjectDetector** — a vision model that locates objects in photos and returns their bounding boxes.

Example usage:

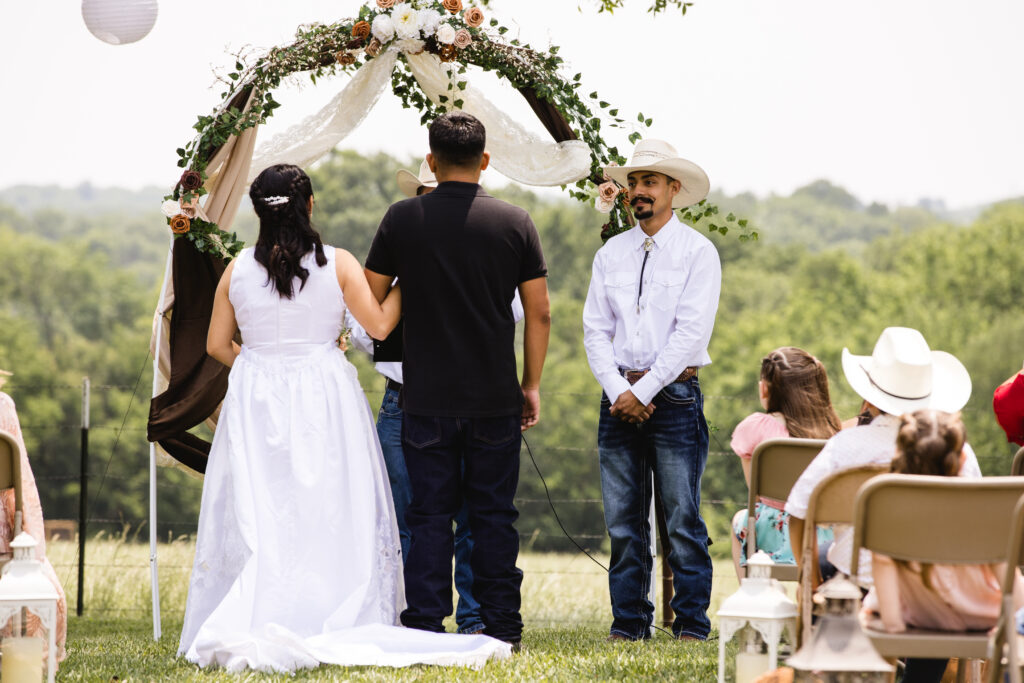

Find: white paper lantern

[82,0,158,45]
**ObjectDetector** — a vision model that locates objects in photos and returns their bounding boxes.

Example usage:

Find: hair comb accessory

[263,195,290,206]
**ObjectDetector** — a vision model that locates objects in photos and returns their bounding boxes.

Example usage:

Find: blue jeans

[400,413,523,642]
[377,386,482,633]
[598,377,712,640]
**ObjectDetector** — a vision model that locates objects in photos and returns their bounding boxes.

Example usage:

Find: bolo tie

[636,237,654,314]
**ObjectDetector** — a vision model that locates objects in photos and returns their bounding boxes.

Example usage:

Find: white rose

[371,14,395,42]
[436,23,456,45]
[393,4,420,39]
[418,8,441,37]
[595,195,615,214]
[160,199,180,218]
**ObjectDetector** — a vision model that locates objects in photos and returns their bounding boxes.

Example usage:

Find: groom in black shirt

[364,111,551,647]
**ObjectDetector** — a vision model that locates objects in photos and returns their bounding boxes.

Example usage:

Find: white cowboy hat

[396,159,438,198]
[841,327,971,416]
[602,139,710,209]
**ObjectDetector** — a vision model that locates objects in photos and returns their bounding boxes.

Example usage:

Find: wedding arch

[144,0,752,639]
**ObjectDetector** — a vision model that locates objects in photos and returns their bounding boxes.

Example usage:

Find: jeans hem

[609,627,651,641]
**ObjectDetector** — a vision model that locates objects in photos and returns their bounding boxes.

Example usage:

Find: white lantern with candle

[716,551,798,683]
[0,533,58,683]
[81,0,159,45]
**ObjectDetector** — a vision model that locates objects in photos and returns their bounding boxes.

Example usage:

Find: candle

[1,636,44,683]
[735,651,771,683]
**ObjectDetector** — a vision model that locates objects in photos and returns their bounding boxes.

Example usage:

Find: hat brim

[396,169,437,198]
[603,158,710,208]
[841,348,972,417]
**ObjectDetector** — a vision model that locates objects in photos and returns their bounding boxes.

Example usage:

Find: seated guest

[730,347,842,578]
[0,370,67,663]
[863,410,1024,683]
[993,362,1024,446]
[785,327,981,584]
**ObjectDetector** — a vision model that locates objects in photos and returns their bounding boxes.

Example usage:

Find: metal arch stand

[148,234,174,641]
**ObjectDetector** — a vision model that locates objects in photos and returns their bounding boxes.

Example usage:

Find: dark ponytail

[248,164,327,298]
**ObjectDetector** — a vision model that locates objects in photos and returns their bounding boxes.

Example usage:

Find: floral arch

[159,0,753,258]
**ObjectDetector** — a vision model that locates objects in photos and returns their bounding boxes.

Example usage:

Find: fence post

[77,376,89,617]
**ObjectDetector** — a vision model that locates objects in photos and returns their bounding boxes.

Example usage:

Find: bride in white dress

[177,164,510,673]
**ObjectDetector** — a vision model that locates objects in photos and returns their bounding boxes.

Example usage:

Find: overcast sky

[2,0,1022,208]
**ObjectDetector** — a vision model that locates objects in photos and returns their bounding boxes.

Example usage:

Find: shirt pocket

[605,270,638,313]
[649,269,687,312]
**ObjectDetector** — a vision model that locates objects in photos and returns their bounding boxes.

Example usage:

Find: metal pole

[77,377,89,616]
[149,234,173,640]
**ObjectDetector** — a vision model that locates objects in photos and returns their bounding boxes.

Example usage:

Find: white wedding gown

[178,246,510,672]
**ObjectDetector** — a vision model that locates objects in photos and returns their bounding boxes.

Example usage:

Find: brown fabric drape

[517,87,577,143]
[146,237,229,473]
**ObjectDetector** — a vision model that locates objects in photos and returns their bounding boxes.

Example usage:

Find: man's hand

[610,390,654,424]
[521,386,540,431]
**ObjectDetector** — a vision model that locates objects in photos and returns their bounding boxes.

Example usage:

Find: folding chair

[986,493,1024,683]
[743,437,826,581]
[851,474,1024,683]
[1012,446,1024,477]
[0,428,24,567]
[797,464,888,647]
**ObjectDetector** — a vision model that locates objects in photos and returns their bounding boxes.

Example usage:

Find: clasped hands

[610,390,654,424]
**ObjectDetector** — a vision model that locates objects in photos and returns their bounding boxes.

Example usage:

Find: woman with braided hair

[178,164,510,672]
[729,346,843,578]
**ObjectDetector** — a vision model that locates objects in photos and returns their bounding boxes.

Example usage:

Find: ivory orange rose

[365,38,383,57]
[376,0,395,8]
[442,0,462,14]
[336,51,356,66]
[351,21,371,39]
[169,214,191,234]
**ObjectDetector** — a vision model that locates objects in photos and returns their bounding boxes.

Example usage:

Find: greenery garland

[164,0,752,258]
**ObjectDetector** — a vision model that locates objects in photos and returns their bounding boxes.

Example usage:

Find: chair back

[851,474,1024,578]
[1012,446,1024,477]
[0,430,24,553]
[746,437,825,580]
[798,464,887,646]
[987,494,1024,683]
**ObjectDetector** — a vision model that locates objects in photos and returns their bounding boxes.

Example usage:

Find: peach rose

[453,28,472,48]
[442,0,463,14]
[351,21,371,39]
[463,7,484,27]
[336,51,356,66]
[376,0,395,8]
[598,181,619,202]
[365,38,383,57]
[169,214,191,234]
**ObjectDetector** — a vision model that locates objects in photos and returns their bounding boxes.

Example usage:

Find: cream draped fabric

[405,51,591,186]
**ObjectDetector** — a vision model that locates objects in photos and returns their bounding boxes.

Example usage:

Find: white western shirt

[582,215,722,406]
[347,289,525,385]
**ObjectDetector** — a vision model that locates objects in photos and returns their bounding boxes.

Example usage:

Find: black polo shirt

[365,181,547,417]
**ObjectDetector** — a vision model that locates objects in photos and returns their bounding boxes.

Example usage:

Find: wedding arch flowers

[164,0,753,257]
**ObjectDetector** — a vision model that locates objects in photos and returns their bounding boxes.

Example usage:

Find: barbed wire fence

[8,379,1015,624]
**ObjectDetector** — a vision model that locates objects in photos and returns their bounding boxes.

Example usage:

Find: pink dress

[0,392,67,662]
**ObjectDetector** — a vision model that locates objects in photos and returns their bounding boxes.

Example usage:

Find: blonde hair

[760,347,842,439]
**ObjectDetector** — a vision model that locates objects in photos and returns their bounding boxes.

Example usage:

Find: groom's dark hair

[429,111,486,168]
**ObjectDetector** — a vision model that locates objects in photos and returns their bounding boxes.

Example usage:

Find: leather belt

[385,378,403,393]
[619,366,698,386]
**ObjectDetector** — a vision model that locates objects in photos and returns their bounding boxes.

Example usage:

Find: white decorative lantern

[787,576,893,682]
[81,0,158,45]
[0,533,58,683]
[716,551,798,683]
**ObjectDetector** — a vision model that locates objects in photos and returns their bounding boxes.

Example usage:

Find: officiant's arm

[207,261,241,368]
[337,251,400,339]
[519,276,551,431]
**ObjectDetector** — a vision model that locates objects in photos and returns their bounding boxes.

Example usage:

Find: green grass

[49,537,743,680]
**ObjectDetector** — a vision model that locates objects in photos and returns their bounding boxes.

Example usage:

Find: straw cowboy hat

[841,327,972,417]
[396,160,438,198]
[602,139,710,209]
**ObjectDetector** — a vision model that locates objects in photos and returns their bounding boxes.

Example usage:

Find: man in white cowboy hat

[348,159,524,636]
[582,139,720,641]
[785,326,981,584]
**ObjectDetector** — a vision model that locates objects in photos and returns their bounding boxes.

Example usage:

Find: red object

[993,371,1024,446]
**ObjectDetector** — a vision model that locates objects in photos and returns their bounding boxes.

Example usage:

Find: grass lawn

[49,537,747,680]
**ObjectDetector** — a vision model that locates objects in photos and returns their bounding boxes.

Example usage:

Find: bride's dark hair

[249,164,327,299]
